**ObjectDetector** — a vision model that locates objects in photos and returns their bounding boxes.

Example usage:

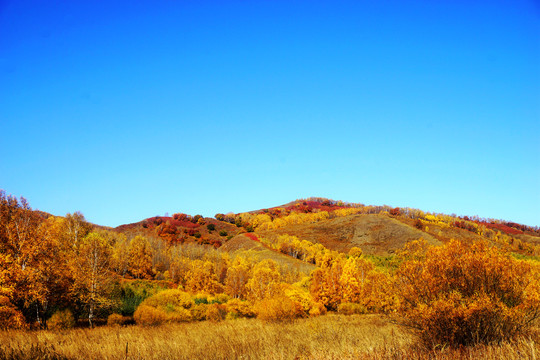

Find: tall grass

[0,315,538,360]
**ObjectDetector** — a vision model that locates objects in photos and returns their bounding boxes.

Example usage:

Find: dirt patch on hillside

[259,214,441,255]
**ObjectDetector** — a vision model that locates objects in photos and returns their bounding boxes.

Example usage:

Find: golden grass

[0,315,538,360]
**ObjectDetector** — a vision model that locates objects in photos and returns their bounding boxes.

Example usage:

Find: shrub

[142,289,193,310]
[190,304,208,321]
[309,302,327,317]
[193,294,209,305]
[114,279,171,316]
[166,308,192,322]
[107,313,130,326]
[133,305,168,326]
[215,213,225,221]
[210,293,230,304]
[207,224,216,231]
[254,297,304,322]
[219,230,228,237]
[0,297,26,330]
[47,309,75,330]
[225,299,255,318]
[397,239,540,347]
[206,304,227,322]
[134,289,194,325]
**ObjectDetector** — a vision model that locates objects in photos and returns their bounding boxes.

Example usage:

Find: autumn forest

[1,190,540,359]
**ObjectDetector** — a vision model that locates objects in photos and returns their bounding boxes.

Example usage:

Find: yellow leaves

[185,260,224,294]
[225,256,251,299]
[397,239,540,346]
[127,235,154,279]
[246,260,281,301]
[253,296,304,321]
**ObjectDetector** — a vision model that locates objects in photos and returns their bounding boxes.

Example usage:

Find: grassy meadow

[1,314,539,360]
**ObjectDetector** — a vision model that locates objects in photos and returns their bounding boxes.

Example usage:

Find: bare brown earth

[258,214,441,255]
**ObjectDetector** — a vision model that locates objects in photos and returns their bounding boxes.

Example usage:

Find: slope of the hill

[220,234,316,274]
[257,213,441,255]
[115,216,240,247]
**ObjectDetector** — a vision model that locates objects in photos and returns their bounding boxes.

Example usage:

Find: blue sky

[1,0,539,227]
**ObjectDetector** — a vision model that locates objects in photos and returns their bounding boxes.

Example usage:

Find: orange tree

[396,239,540,347]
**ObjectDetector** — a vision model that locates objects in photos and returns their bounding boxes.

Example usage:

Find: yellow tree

[310,255,344,310]
[340,255,374,302]
[225,256,251,299]
[185,260,223,294]
[0,191,60,326]
[71,231,114,327]
[128,235,154,279]
[246,259,281,301]
[111,233,130,276]
[63,211,91,249]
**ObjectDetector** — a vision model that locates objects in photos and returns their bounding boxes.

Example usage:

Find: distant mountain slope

[220,234,316,274]
[257,213,441,255]
[112,197,539,259]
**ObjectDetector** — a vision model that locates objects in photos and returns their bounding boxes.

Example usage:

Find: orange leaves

[396,239,540,346]
[127,236,155,279]
[310,253,393,313]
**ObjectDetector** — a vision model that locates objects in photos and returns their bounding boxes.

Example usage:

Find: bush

[134,289,194,325]
[193,294,209,305]
[206,304,227,322]
[309,302,327,317]
[190,304,208,321]
[107,313,130,326]
[133,305,168,326]
[254,297,304,322]
[397,239,540,347]
[0,297,26,330]
[207,224,216,231]
[142,289,193,309]
[215,213,225,221]
[225,299,255,319]
[47,309,75,330]
[209,293,230,304]
[219,230,228,237]
[114,280,171,316]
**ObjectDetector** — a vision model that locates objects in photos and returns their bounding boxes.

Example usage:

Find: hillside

[257,213,441,255]
[113,197,540,259]
[220,234,316,274]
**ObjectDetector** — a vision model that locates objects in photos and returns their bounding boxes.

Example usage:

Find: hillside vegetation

[1,191,540,358]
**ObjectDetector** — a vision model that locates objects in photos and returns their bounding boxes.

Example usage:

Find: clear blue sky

[1,0,539,227]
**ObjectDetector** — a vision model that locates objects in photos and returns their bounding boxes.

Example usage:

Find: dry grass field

[1,315,538,360]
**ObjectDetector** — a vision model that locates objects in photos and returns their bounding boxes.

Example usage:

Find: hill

[113,197,540,259]
[257,213,441,255]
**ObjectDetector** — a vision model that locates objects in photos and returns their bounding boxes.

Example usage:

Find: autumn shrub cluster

[134,289,193,325]
[397,239,540,347]
[47,309,75,330]
[253,296,304,321]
